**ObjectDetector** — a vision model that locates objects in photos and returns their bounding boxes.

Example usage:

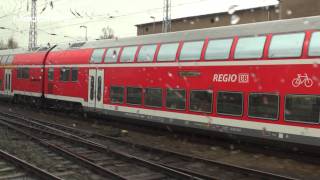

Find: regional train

[1,16,320,148]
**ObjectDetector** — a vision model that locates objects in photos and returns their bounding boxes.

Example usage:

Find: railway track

[0,149,60,180]
[0,112,202,180]
[0,111,299,180]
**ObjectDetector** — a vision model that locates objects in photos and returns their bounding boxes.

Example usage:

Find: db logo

[238,73,249,83]
[292,73,313,88]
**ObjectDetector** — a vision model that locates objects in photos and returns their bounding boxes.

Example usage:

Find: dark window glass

[90,77,94,101]
[60,68,70,81]
[97,77,102,101]
[110,86,124,103]
[71,68,78,81]
[22,68,29,79]
[217,92,243,116]
[90,49,105,63]
[127,87,142,105]
[17,68,22,79]
[166,89,186,110]
[249,94,279,120]
[285,95,320,123]
[17,68,29,79]
[48,68,54,81]
[190,90,213,113]
[145,88,162,107]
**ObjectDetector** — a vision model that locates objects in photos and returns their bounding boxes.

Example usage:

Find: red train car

[1,16,320,148]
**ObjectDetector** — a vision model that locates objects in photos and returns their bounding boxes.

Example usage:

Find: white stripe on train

[1,58,320,68]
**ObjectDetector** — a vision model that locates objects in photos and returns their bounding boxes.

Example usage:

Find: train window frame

[234,36,267,60]
[137,44,158,62]
[48,67,54,81]
[157,42,180,62]
[268,32,306,59]
[179,40,205,61]
[1,56,8,64]
[248,93,280,120]
[6,55,14,64]
[59,67,70,82]
[17,67,30,79]
[189,90,213,113]
[104,47,121,63]
[144,88,163,108]
[120,46,138,63]
[90,49,105,64]
[205,38,233,60]
[308,31,320,57]
[71,67,78,82]
[110,86,125,104]
[284,94,320,124]
[126,87,143,105]
[166,88,186,111]
[216,91,243,117]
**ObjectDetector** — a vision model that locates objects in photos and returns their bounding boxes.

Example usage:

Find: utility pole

[28,0,37,51]
[162,0,171,33]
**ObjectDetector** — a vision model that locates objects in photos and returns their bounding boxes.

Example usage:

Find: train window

[285,95,320,123]
[48,68,54,81]
[137,44,157,62]
[234,36,266,59]
[205,38,233,60]
[179,41,204,61]
[97,77,102,101]
[110,86,124,104]
[166,89,186,110]
[60,67,70,81]
[1,56,8,64]
[217,92,243,116]
[71,68,78,81]
[157,43,179,62]
[127,87,142,105]
[90,49,105,63]
[6,55,14,64]
[90,77,94,101]
[17,68,30,79]
[309,32,320,56]
[145,88,162,107]
[248,93,279,120]
[120,46,138,63]
[190,90,213,113]
[269,33,305,58]
[105,48,120,63]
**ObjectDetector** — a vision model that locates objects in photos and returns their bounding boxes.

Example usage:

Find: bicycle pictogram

[292,73,313,88]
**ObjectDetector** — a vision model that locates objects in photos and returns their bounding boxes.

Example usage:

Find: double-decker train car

[1,16,320,148]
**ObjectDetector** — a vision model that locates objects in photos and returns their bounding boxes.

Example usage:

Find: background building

[136,0,320,36]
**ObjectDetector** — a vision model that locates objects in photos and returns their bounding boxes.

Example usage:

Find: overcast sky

[0,0,278,48]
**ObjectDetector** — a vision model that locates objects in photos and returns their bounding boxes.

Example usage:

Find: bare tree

[100,26,115,39]
[0,40,6,50]
[0,37,18,50]
[7,37,18,49]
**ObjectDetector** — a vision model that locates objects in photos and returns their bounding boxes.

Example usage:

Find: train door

[88,69,104,109]
[4,69,12,95]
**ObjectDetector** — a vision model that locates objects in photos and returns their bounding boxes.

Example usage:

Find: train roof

[80,15,320,49]
[0,48,28,56]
